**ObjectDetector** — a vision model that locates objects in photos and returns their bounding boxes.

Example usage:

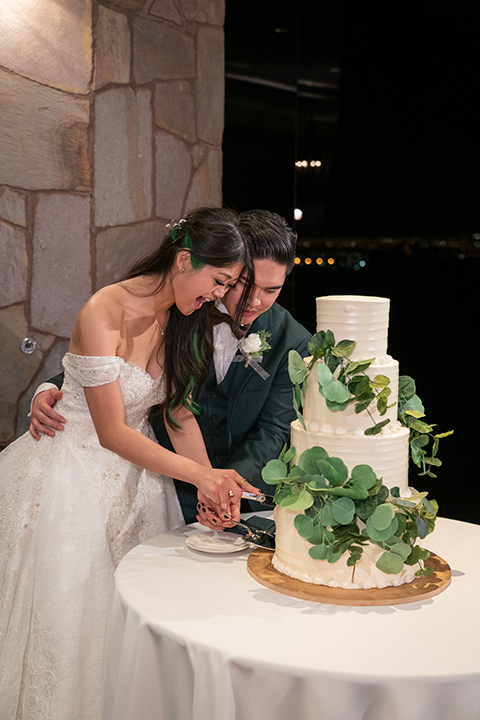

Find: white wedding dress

[0,354,182,720]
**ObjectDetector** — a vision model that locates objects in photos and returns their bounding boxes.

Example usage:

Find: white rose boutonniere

[241,333,263,354]
[236,330,272,379]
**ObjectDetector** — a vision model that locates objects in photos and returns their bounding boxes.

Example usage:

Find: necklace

[144,278,167,336]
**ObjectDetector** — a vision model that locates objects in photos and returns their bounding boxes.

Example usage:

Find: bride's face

[173,256,243,315]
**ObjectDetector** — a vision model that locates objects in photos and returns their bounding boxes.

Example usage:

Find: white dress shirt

[212,300,240,384]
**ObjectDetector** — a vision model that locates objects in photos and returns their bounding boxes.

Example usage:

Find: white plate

[185,531,250,554]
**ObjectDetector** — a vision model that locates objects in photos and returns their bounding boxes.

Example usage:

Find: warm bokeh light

[327,257,335,265]
[294,257,301,265]
[304,257,312,265]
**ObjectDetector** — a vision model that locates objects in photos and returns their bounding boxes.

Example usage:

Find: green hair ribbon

[182,234,204,269]
[170,225,204,269]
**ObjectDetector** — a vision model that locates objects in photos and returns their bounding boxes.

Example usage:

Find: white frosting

[274,295,418,590]
[316,295,390,360]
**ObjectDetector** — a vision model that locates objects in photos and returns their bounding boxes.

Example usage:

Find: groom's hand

[29,389,66,440]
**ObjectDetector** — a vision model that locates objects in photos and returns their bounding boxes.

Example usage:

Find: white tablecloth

[104,516,480,720]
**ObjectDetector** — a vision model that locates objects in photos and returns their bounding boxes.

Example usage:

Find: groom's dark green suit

[151,301,310,522]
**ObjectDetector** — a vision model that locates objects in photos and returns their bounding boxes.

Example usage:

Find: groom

[30,210,311,522]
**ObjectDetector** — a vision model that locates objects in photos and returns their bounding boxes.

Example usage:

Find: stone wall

[0,0,225,444]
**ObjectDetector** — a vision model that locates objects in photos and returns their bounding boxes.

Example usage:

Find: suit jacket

[153,302,311,521]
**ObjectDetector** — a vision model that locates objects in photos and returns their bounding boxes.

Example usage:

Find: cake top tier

[316,295,390,359]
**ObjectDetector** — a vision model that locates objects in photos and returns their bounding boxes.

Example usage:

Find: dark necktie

[208,306,251,340]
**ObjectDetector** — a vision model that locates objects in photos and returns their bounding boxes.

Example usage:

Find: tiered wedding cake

[270,295,434,590]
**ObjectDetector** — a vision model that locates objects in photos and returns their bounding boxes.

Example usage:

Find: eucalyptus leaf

[286,466,306,482]
[393,497,417,508]
[411,434,429,448]
[331,496,356,525]
[307,475,329,491]
[288,350,308,384]
[331,339,356,358]
[317,457,349,486]
[316,362,333,386]
[309,543,329,560]
[415,515,429,539]
[294,513,315,538]
[322,378,351,404]
[297,446,329,474]
[351,464,378,490]
[282,445,296,464]
[371,374,390,388]
[325,398,352,413]
[327,483,369,500]
[398,376,416,401]
[403,395,425,414]
[364,419,390,435]
[370,503,396,530]
[307,331,326,355]
[376,551,405,574]
[327,547,344,564]
[435,430,454,439]
[386,541,411,560]
[346,359,374,374]
[320,501,336,527]
[365,515,399,542]
[324,329,335,348]
[422,497,435,514]
[280,488,314,511]
[292,385,306,429]
[261,459,288,485]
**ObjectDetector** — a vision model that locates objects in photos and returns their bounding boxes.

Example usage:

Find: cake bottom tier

[273,506,418,590]
[290,420,410,495]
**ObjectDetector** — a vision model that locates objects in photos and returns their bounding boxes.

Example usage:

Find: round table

[103,516,480,720]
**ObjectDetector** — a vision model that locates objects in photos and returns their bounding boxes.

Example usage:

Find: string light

[295,160,322,168]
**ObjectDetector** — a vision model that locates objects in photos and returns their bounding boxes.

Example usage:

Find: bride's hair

[123,206,252,426]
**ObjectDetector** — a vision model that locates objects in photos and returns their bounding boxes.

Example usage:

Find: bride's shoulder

[80,282,132,320]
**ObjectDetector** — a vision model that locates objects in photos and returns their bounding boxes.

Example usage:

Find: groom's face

[223,258,287,325]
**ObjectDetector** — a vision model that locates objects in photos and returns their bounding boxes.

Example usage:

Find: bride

[0,207,260,720]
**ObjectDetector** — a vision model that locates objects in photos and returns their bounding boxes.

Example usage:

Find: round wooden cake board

[247,548,451,606]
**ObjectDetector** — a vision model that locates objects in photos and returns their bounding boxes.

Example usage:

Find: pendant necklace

[144,278,167,337]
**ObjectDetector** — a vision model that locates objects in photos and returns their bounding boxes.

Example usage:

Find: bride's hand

[196,491,236,529]
[194,468,260,522]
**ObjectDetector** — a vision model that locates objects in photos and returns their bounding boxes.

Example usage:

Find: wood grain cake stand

[247,548,451,606]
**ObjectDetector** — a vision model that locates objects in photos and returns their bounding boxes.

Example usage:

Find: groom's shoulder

[258,302,311,345]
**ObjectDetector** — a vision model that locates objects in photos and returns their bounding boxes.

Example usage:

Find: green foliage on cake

[288,329,453,478]
[262,445,437,577]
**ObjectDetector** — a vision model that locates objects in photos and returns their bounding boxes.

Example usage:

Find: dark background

[223,0,480,524]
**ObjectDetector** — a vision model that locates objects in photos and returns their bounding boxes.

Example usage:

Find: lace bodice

[59,353,166,432]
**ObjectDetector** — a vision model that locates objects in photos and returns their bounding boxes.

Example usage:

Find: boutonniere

[234,330,272,380]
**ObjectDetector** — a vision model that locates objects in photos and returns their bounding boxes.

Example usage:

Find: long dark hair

[123,207,252,426]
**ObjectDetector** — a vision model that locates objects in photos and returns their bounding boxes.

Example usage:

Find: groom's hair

[239,210,297,274]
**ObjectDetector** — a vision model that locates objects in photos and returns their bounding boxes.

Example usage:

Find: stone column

[0,0,225,444]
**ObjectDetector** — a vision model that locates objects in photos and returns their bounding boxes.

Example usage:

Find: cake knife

[241,491,275,505]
